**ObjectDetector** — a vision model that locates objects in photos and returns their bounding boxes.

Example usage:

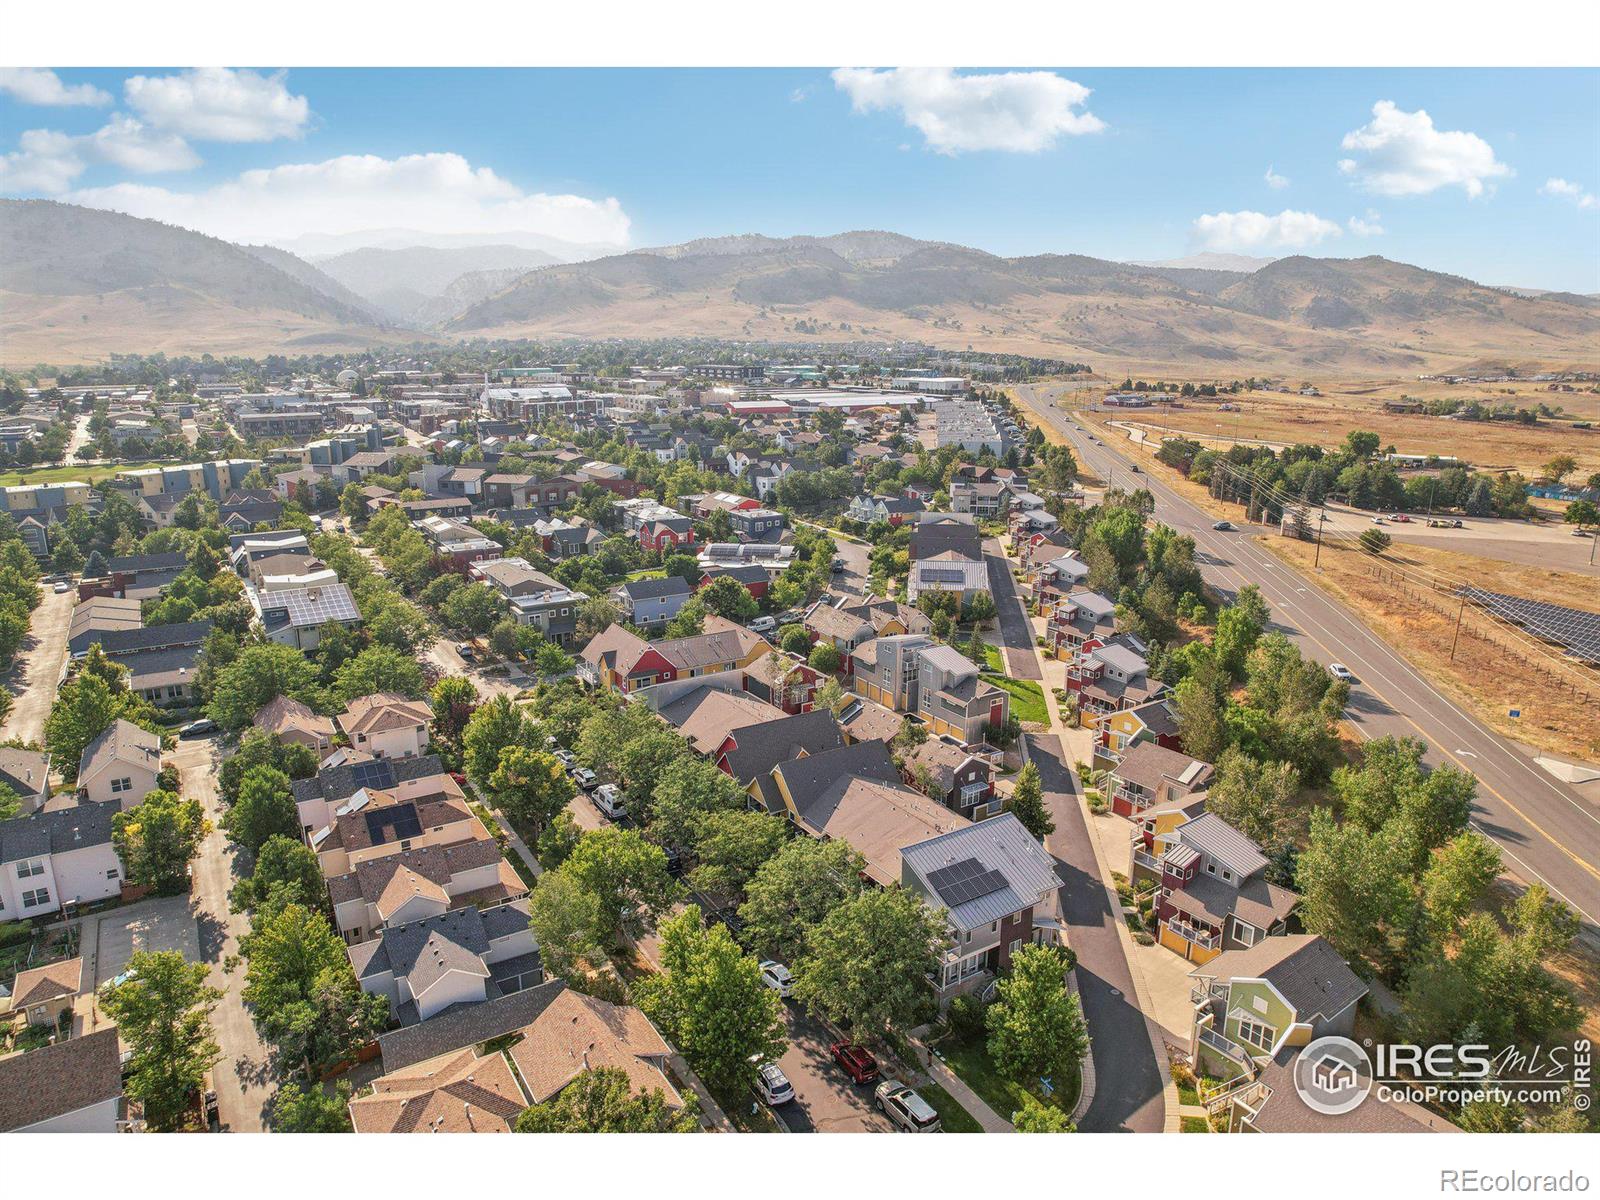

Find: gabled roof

[1192,934,1367,1022]
[349,1044,526,1133]
[255,694,335,741]
[508,987,679,1106]
[804,602,873,643]
[657,686,787,755]
[720,709,844,782]
[10,956,83,1008]
[0,801,117,865]
[77,718,161,783]
[337,692,435,739]
[1111,742,1213,793]
[96,619,212,655]
[0,1026,122,1132]
[791,774,966,887]
[291,753,446,806]
[618,574,693,602]
[772,738,903,804]
[901,813,1058,929]
[1178,812,1270,878]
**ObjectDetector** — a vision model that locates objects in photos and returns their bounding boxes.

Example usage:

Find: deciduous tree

[100,950,220,1132]
[793,887,947,1037]
[112,789,209,896]
[985,944,1088,1089]
[515,1067,698,1133]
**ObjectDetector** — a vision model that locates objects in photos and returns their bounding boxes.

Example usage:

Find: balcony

[1197,1025,1252,1067]
[1164,918,1219,951]
[1190,981,1230,1005]
[1132,847,1162,872]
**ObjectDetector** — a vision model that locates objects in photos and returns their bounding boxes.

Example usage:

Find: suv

[830,1042,879,1085]
[875,1081,941,1132]
[456,642,477,660]
[570,766,598,791]
[593,783,627,821]
[755,1062,794,1106]
[759,960,793,997]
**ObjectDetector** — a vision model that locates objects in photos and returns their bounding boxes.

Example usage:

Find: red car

[830,1042,879,1085]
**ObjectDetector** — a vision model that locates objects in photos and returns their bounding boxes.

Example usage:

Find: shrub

[944,994,988,1043]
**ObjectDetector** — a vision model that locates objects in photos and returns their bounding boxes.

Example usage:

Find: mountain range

[3,201,1597,375]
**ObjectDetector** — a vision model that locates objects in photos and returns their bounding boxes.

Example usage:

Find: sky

[2,66,1598,290]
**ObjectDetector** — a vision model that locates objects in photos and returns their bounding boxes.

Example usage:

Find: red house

[698,563,770,601]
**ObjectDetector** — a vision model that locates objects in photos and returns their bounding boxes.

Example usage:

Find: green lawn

[917,1081,984,1132]
[933,1033,1079,1126]
[0,460,165,487]
[979,641,1004,673]
[625,568,667,581]
[1180,1115,1212,1133]
[981,671,1049,725]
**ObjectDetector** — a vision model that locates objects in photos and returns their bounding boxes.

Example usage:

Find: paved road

[1015,383,1600,928]
[172,735,277,1132]
[772,1004,889,1132]
[982,538,1041,680]
[1028,731,1167,1132]
[1,583,74,744]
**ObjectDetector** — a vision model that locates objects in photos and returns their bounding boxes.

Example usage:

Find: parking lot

[90,893,202,989]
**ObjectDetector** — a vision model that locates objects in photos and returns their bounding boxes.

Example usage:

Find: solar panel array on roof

[920,567,968,584]
[927,857,1009,907]
[1456,587,1600,665]
[351,760,397,791]
[366,806,422,844]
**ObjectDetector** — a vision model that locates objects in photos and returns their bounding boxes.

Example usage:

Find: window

[110,776,133,794]
[1251,993,1269,1014]
[15,859,43,879]
[1235,1016,1275,1052]
[106,868,120,880]
[1221,868,1233,882]
[21,888,50,909]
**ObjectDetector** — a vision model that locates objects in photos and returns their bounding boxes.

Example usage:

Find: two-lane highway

[1014,383,1600,929]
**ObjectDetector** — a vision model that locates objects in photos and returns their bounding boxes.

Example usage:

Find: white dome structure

[336,368,360,387]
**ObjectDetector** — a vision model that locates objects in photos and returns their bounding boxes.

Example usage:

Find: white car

[593,784,627,821]
[759,960,793,997]
[748,615,776,634]
[755,1061,795,1106]
[1328,663,1356,683]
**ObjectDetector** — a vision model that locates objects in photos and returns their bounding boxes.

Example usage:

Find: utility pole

[1449,596,1466,661]
[1314,507,1326,568]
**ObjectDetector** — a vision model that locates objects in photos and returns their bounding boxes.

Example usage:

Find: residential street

[1012,383,1600,931]
[1028,732,1167,1132]
[171,734,276,1132]
[0,582,74,744]
[772,1004,889,1132]
[983,537,1041,680]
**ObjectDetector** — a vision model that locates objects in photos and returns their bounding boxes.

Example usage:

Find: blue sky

[2,66,1597,289]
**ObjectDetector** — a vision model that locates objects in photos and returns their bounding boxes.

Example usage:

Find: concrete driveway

[1,583,75,744]
[772,1004,890,1132]
[91,894,201,988]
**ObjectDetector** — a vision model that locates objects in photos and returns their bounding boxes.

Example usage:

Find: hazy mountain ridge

[311,243,568,324]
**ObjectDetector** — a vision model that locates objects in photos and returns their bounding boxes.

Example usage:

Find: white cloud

[1347,209,1385,237]
[832,66,1103,154]
[124,68,310,142]
[62,152,632,249]
[789,87,809,104]
[1191,209,1343,252]
[0,117,198,193]
[1338,101,1510,198]
[1539,177,1598,210]
[1264,165,1290,189]
[0,68,110,107]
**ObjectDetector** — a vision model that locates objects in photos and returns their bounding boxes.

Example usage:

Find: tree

[1204,748,1298,846]
[662,553,701,584]
[1006,763,1054,841]
[332,645,426,707]
[615,726,692,808]
[271,1080,353,1132]
[664,596,707,639]
[739,838,868,966]
[1419,831,1502,938]
[526,869,607,980]
[1296,808,1418,971]
[443,581,505,635]
[112,789,208,896]
[778,625,811,655]
[1464,477,1494,517]
[1543,454,1578,484]
[217,730,316,807]
[232,834,325,915]
[561,827,681,943]
[986,944,1089,1089]
[44,669,160,782]
[687,809,786,900]
[1343,430,1382,459]
[699,575,758,622]
[962,591,996,627]
[1358,527,1392,555]
[812,676,847,715]
[1013,1094,1075,1132]
[1562,499,1598,532]
[649,756,744,854]
[793,887,948,1037]
[807,642,843,674]
[100,950,220,1132]
[241,902,388,1073]
[1213,585,1269,678]
[575,595,623,643]
[488,746,576,837]
[637,909,786,1100]
[515,1067,698,1132]
[223,765,298,855]
[1173,671,1228,763]
[429,675,479,743]
[463,694,540,786]
[207,643,321,728]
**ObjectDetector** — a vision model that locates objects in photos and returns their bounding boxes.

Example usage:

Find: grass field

[916,1081,984,1133]
[983,671,1049,725]
[0,460,164,487]
[933,1032,1079,1126]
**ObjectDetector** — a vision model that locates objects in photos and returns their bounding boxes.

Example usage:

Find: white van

[593,783,627,821]
[749,615,777,635]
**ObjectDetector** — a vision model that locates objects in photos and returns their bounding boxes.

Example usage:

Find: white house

[0,803,123,920]
[336,693,434,760]
[76,719,162,810]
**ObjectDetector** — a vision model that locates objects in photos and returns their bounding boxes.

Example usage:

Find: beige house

[337,693,434,760]
[76,719,162,810]
[255,695,335,758]
[310,782,483,879]
[8,957,82,1028]
[327,837,528,946]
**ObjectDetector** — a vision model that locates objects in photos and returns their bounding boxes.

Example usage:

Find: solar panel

[921,567,968,584]
[366,805,422,844]
[1455,587,1600,665]
[351,760,397,791]
[927,857,1009,907]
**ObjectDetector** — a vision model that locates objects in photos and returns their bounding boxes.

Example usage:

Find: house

[802,601,874,663]
[8,956,83,1028]
[67,597,142,657]
[901,735,996,819]
[1093,697,1183,771]
[901,814,1060,1001]
[613,575,694,629]
[1107,742,1214,819]
[310,780,485,882]
[326,837,527,946]
[352,982,682,1133]
[1136,812,1299,963]
[698,561,770,601]
[337,693,434,760]
[0,746,51,814]
[906,551,991,605]
[729,506,786,543]
[949,480,1010,518]
[1033,555,1092,612]
[101,551,187,600]
[348,900,542,1025]
[656,685,789,757]
[837,596,933,639]
[697,541,796,572]
[0,802,123,919]
[0,1026,124,1132]
[1184,935,1453,1132]
[741,648,825,714]
[762,740,966,885]
[415,516,502,566]
[255,695,335,758]
[835,693,906,747]
[76,719,162,810]
[847,494,924,526]
[1048,589,1118,659]
[291,753,451,842]
[614,498,697,551]
[247,581,361,651]
[849,634,930,712]
[909,513,983,562]
[1068,639,1165,722]
[579,618,767,694]
[916,644,1009,743]
[229,531,311,576]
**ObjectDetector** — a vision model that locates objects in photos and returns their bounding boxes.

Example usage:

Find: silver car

[875,1080,942,1132]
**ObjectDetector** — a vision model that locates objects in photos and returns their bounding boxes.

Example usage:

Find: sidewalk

[906,1034,1014,1132]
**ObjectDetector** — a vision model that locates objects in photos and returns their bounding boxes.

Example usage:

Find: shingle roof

[0,801,117,864]
[0,1026,122,1132]
[1192,934,1367,1022]
[377,981,566,1074]
[1247,1045,1459,1133]
[619,575,693,602]
[793,775,966,887]
[95,620,212,656]
[291,753,446,805]
[719,709,844,782]
[107,552,187,573]
[337,692,435,739]
[10,956,83,1008]
[507,988,679,1106]
[255,694,334,741]
[1112,742,1213,794]
[771,738,902,804]
[77,718,161,783]
[349,1044,527,1133]
[658,686,787,755]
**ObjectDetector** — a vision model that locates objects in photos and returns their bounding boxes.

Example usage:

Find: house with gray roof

[901,812,1061,1001]
[0,746,50,814]
[1144,812,1299,963]
[612,574,693,628]
[0,1026,124,1132]
[349,899,542,1026]
[0,802,122,919]
[1108,741,1213,818]
[76,718,162,810]
[247,580,361,651]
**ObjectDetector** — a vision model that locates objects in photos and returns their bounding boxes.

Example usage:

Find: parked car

[179,718,218,739]
[1212,520,1235,531]
[1371,515,1387,525]
[663,846,683,877]
[755,1061,795,1106]
[759,960,793,997]
[830,1042,880,1085]
[1328,663,1356,683]
[554,749,576,768]
[51,580,72,593]
[1574,529,1593,538]
[875,1081,942,1132]
[1391,513,1411,523]
[831,558,845,573]
[593,783,627,821]
[456,642,477,660]
[570,766,598,790]
[748,615,776,635]
[203,1089,220,1132]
